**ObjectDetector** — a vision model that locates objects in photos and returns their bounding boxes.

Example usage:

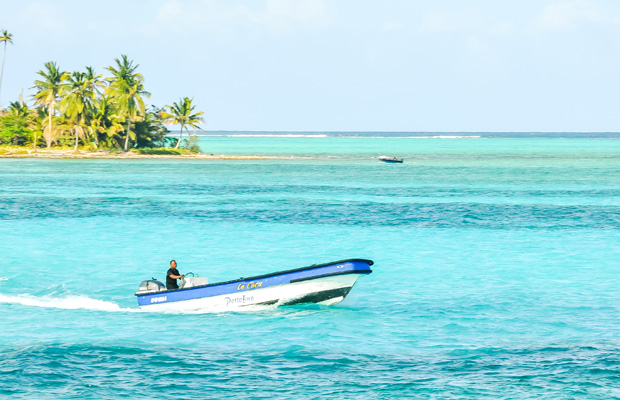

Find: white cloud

[532,0,604,30]
[142,0,335,36]
[418,9,517,38]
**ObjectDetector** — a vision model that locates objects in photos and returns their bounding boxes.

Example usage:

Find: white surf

[0,293,139,313]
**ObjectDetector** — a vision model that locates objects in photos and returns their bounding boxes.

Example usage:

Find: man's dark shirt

[166,268,180,290]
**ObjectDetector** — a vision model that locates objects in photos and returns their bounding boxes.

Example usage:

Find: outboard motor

[136,279,166,294]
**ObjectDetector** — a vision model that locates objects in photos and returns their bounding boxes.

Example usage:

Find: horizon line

[199,130,620,134]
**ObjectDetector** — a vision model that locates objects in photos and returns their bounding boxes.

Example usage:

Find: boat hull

[379,156,403,163]
[136,259,373,311]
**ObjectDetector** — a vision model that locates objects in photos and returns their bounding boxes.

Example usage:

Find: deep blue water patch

[1,195,619,229]
[2,344,620,399]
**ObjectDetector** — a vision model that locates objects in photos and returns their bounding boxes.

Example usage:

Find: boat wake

[0,292,280,314]
[0,292,333,315]
[0,293,140,313]
[0,277,8,281]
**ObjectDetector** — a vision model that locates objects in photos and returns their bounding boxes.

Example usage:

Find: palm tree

[106,55,150,151]
[0,30,13,103]
[161,97,204,149]
[82,66,105,148]
[32,62,69,149]
[90,95,124,149]
[60,71,96,151]
[31,106,48,149]
[84,66,105,96]
[7,100,29,117]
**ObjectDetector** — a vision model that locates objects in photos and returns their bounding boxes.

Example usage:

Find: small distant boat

[379,156,403,163]
[136,259,373,311]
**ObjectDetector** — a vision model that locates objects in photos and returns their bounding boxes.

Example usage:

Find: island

[0,54,210,157]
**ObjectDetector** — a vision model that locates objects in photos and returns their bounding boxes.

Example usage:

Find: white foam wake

[0,293,280,315]
[0,277,8,281]
[0,293,139,312]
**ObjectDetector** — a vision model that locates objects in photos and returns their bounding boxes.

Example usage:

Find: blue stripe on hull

[137,259,373,307]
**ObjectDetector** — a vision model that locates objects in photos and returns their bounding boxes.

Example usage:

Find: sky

[2,0,620,132]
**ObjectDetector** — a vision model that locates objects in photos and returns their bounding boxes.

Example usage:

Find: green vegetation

[161,97,204,149]
[0,103,33,146]
[0,43,204,153]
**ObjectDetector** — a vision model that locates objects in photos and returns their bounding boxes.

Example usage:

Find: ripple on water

[1,343,620,399]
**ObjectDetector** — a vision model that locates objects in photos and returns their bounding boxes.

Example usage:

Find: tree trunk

[0,43,6,103]
[47,103,53,149]
[74,126,79,151]
[175,125,184,149]
[124,118,131,151]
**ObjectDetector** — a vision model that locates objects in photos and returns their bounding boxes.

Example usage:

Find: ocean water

[2,135,620,398]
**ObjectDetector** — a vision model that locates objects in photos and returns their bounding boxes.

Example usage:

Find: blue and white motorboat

[379,156,404,163]
[136,259,373,311]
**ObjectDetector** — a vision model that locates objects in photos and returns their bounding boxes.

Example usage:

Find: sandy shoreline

[0,149,307,160]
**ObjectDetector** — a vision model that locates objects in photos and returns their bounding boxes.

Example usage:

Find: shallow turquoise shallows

[2,136,620,399]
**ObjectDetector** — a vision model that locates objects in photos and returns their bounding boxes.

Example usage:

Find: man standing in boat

[166,260,184,290]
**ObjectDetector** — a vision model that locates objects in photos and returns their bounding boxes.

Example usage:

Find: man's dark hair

[170,260,176,265]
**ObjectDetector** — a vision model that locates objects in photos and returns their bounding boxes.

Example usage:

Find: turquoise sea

[2,133,620,398]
